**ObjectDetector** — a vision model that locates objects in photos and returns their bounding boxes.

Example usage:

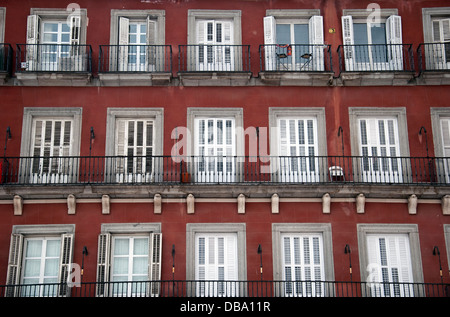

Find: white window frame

[422,8,450,70]
[341,9,403,71]
[19,107,82,184]
[357,224,424,297]
[349,107,410,183]
[186,223,247,297]
[0,7,6,43]
[96,223,162,297]
[6,224,75,297]
[105,108,164,183]
[272,223,335,297]
[263,10,324,71]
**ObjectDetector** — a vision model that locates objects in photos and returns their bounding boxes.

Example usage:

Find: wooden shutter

[386,15,403,70]
[440,119,450,157]
[96,233,111,296]
[58,233,74,297]
[69,15,81,46]
[146,16,157,69]
[309,15,324,71]
[26,14,41,71]
[341,15,355,71]
[5,234,24,297]
[118,17,129,71]
[149,233,162,296]
[263,16,276,70]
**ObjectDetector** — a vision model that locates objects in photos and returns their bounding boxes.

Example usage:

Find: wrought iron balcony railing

[16,44,92,72]
[417,42,450,72]
[1,280,449,298]
[259,44,333,72]
[0,43,13,74]
[98,44,172,73]
[337,44,414,72]
[178,45,251,72]
[0,155,449,186]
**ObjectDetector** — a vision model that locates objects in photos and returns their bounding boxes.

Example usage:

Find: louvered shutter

[58,233,74,297]
[196,20,207,69]
[96,233,111,297]
[309,15,324,71]
[263,16,277,70]
[5,234,24,297]
[386,15,403,70]
[149,232,162,297]
[341,15,355,71]
[146,16,157,70]
[118,17,129,71]
[26,14,41,71]
[439,119,450,182]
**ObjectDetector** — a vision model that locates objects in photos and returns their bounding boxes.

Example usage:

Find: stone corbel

[441,195,450,215]
[237,194,245,214]
[356,193,365,214]
[322,193,331,214]
[67,194,76,215]
[102,195,110,214]
[13,195,23,216]
[187,194,195,214]
[408,194,418,215]
[154,193,162,214]
[271,193,279,214]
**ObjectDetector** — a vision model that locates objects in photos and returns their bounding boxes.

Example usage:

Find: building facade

[0,0,449,300]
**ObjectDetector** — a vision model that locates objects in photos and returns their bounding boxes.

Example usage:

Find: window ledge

[98,72,172,86]
[338,71,415,86]
[417,71,450,85]
[16,71,92,86]
[178,71,252,86]
[259,71,334,86]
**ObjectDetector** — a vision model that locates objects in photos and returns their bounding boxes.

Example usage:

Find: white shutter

[69,15,81,46]
[26,14,41,71]
[58,233,74,297]
[309,15,324,71]
[96,233,111,296]
[5,234,24,297]
[146,16,157,70]
[118,17,129,71]
[440,119,450,157]
[386,15,403,70]
[149,232,162,297]
[263,16,277,70]
[341,15,355,71]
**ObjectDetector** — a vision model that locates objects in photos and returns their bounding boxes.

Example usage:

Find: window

[6,225,75,297]
[187,108,244,182]
[349,107,410,183]
[25,8,88,72]
[431,108,450,183]
[269,108,327,182]
[272,223,334,297]
[422,8,450,70]
[357,224,423,297]
[195,233,238,297]
[341,9,403,71]
[187,10,242,71]
[0,7,5,43]
[186,223,247,297]
[96,223,162,297]
[109,10,165,72]
[19,108,82,184]
[263,10,324,71]
[105,108,164,183]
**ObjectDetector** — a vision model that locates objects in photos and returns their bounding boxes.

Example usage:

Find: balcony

[337,44,415,85]
[1,280,449,298]
[15,44,93,86]
[417,43,450,85]
[259,44,334,86]
[98,44,173,86]
[0,43,13,83]
[178,44,252,86]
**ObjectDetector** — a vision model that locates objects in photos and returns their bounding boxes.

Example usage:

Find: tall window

[263,14,324,71]
[341,12,403,71]
[431,18,450,69]
[115,118,154,183]
[358,117,401,183]
[194,117,235,182]
[6,225,75,297]
[278,117,319,182]
[195,233,238,297]
[282,233,325,297]
[366,234,414,297]
[96,226,162,297]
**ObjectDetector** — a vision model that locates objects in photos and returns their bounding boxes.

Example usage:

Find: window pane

[276,24,291,44]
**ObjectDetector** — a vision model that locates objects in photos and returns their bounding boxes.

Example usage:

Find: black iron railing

[259,44,333,72]
[0,155,449,186]
[417,42,450,72]
[16,44,92,72]
[178,45,251,72]
[0,43,13,74]
[337,44,414,73]
[1,280,449,298]
[98,44,172,73]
